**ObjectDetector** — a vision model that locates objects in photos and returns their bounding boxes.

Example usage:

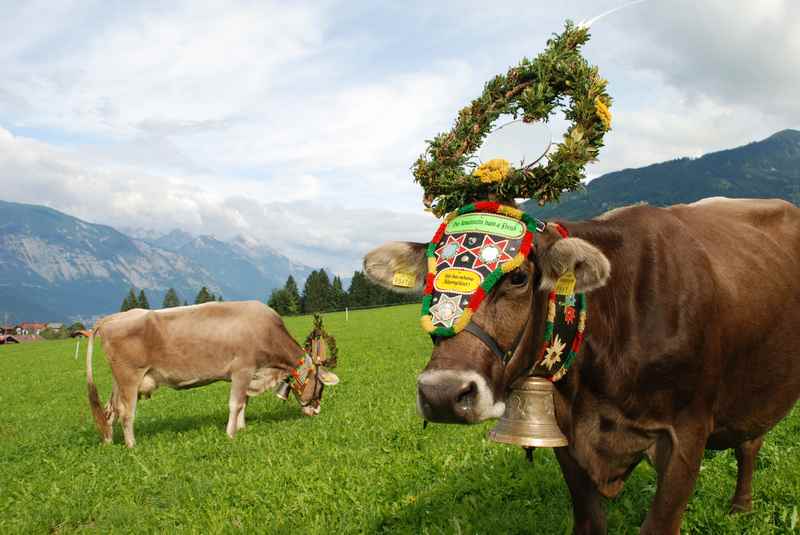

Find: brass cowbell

[489,376,568,447]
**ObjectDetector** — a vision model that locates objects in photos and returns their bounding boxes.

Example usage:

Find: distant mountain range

[0,201,315,322]
[523,129,800,220]
[4,129,799,322]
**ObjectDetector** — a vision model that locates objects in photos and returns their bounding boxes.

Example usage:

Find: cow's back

[98,301,293,384]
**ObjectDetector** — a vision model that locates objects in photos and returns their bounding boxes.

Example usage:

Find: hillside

[0,201,313,321]
[523,129,800,220]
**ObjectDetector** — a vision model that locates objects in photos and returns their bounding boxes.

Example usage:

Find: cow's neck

[539,219,628,430]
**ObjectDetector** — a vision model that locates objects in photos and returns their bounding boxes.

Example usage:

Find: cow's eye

[509,270,528,286]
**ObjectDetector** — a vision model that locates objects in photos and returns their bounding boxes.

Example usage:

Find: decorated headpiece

[421,202,543,338]
[412,21,609,383]
[413,21,611,218]
[303,313,338,368]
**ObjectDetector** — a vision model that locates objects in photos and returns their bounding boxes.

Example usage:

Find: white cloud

[0,126,436,274]
[1,0,799,274]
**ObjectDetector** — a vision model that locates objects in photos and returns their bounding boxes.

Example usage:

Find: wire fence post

[74,337,81,360]
[345,307,349,321]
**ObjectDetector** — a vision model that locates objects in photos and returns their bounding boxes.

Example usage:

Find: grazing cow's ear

[317,367,340,386]
[540,237,611,293]
[363,241,428,293]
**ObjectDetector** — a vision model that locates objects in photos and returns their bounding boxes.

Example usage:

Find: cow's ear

[539,237,610,293]
[317,367,340,386]
[363,241,428,293]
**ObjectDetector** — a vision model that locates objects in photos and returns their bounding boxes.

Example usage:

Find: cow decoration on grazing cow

[364,21,800,535]
[86,301,339,448]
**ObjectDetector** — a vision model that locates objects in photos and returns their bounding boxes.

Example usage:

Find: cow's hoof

[729,500,752,514]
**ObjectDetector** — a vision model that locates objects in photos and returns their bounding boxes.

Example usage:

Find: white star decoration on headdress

[429,293,464,328]
[467,235,514,270]
[434,234,467,268]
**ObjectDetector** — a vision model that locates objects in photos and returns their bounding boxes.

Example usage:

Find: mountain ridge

[0,200,315,322]
[523,129,800,220]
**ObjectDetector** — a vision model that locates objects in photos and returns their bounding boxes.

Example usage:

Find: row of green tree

[118,270,419,316]
[119,286,223,312]
[267,269,418,316]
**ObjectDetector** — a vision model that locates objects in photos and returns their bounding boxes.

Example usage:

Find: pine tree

[183,300,189,306]
[120,288,138,312]
[162,288,181,308]
[331,276,347,309]
[302,269,334,313]
[195,286,214,304]
[137,290,150,310]
[347,272,370,308]
[267,288,291,315]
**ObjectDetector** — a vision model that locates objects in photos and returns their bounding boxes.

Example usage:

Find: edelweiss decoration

[413,21,612,217]
[421,202,542,336]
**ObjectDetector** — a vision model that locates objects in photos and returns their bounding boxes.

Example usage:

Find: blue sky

[1,0,799,273]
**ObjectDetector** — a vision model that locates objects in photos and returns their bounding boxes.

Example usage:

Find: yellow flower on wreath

[595,97,612,130]
[474,158,511,184]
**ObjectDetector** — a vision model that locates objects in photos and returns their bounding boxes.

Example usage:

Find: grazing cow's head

[290,322,340,416]
[364,210,610,424]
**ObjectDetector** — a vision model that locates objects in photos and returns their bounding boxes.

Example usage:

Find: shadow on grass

[372,449,657,535]
[76,399,304,445]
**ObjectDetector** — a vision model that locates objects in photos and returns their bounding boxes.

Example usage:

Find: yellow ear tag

[554,271,576,295]
[392,271,415,288]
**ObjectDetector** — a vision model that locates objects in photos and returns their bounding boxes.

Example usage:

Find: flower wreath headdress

[415,21,610,381]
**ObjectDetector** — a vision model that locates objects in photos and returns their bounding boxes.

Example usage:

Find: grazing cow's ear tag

[554,271,576,295]
[392,271,415,288]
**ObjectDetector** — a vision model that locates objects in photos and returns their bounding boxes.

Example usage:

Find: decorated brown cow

[363,22,800,535]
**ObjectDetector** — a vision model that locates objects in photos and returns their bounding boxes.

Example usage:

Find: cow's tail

[86,329,112,443]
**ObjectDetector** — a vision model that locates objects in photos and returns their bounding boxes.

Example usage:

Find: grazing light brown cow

[364,197,800,534]
[86,301,339,447]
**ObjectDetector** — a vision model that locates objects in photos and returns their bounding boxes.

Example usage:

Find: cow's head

[292,324,340,416]
[364,220,610,424]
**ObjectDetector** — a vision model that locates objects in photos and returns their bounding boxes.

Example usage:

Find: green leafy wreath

[413,21,612,217]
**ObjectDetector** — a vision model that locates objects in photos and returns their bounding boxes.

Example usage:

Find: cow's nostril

[456,381,478,406]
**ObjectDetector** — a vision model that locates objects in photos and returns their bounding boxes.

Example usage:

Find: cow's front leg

[640,424,707,535]
[226,369,250,439]
[555,447,607,535]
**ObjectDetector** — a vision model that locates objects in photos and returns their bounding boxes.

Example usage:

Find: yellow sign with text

[392,271,416,288]
[554,271,576,295]
[434,268,482,294]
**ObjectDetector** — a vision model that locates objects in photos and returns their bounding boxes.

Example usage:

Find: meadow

[2,303,800,534]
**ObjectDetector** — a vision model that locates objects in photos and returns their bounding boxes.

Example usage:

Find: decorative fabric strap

[289,355,313,395]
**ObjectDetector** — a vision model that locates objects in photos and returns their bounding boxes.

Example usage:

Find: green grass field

[2,303,800,534]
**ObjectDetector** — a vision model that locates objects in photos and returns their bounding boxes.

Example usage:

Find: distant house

[0,325,15,335]
[46,323,64,330]
[19,323,47,336]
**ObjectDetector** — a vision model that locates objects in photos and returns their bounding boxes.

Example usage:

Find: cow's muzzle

[416,370,505,424]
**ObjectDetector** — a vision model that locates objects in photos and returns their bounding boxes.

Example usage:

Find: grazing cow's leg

[640,422,708,535]
[730,435,765,513]
[117,382,140,448]
[226,369,250,439]
[555,447,606,535]
[111,367,143,448]
[236,397,248,431]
